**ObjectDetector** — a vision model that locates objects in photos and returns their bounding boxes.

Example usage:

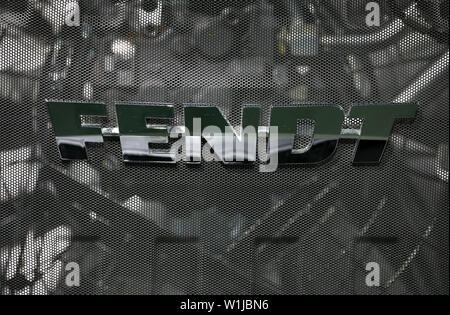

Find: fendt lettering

[46,101,417,167]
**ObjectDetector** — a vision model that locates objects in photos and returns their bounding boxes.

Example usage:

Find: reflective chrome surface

[56,135,104,160]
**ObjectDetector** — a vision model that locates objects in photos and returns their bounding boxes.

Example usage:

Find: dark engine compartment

[0,0,448,295]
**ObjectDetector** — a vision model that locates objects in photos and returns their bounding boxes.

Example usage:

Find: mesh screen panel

[0,0,448,295]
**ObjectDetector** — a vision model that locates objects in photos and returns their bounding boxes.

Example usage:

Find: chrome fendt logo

[46,100,417,172]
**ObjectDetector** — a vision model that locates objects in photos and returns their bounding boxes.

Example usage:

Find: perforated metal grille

[1,0,448,295]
